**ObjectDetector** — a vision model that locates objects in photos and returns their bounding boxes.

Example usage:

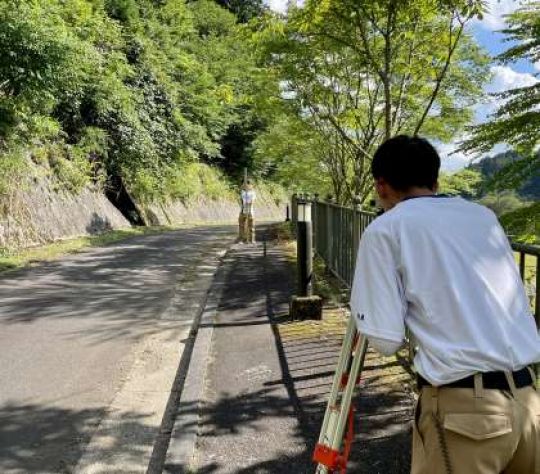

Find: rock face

[0,180,130,249]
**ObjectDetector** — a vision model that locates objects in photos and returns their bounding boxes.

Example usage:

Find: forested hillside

[470,151,540,200]
[0,0,282,224]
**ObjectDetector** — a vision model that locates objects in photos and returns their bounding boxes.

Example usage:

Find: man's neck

[400,187,436,201]
[384,187,436,210]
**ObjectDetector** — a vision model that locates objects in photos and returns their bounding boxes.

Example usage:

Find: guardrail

[512,242,540,323]
[292,193,540,334]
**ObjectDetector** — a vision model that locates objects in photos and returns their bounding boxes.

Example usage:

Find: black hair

[371,135,440,191]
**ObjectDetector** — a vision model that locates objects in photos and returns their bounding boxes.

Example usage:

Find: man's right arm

[369,336,403,356]
[349,228,406,354]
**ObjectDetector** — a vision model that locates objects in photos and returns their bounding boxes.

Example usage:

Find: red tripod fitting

[312,406,355,473]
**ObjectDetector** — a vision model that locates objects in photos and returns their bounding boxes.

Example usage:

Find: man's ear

[375,178,388,198]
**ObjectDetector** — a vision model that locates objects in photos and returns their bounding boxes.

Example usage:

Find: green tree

[461,0,540,188]
[479,190,529,217]
[0,0,97,141]
[500,202,540,243]
[214,0,267,23]
[0,0,276,209]
[254,0,489,202]
[252,113,333,194]
[438,169,483,198]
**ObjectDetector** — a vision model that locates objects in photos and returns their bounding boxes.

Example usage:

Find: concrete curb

[160,248,232,473]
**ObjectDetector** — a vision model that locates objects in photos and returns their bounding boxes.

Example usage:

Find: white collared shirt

[350,196,540,386]
[241,189,256,215]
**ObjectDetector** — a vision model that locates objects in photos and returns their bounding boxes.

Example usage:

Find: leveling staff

[350,135,540,474]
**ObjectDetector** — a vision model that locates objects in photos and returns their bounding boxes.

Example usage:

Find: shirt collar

[401,194,451,202]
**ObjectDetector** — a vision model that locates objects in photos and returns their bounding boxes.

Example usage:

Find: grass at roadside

[0,226,176,273]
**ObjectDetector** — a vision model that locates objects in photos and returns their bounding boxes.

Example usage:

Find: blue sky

[264,0,539,172]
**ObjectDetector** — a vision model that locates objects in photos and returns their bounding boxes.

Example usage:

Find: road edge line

[147,248,230,473]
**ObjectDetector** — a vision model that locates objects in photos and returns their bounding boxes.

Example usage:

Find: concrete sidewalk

[163,230,414,473]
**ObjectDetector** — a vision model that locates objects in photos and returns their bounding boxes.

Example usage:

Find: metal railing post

[326,196,334,274]
[291,193,298,234]
[313,194,319,252]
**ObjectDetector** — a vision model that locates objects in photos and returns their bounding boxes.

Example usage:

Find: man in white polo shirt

[350,135,540,474]
[238,180,256,243]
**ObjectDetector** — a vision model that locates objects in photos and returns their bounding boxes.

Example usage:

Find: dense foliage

[0,0,267,208]
[438,153,538,241]
[438,169,483,199]
[0,0,536,234]
[500,202,540,243]
[469,150,540,200]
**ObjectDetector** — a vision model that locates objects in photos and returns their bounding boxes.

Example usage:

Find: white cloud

[488,65,538,92]
[438,65,538,172]
[265,0,288,13]
[437,141,475,172]
[472,66,538,121]
[474,0,522,30]
[437,66,538,173]
[534,61,540,72]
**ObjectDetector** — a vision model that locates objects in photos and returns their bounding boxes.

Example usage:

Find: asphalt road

[0,226,236,474]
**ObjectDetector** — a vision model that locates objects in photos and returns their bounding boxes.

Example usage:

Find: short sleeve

[349,228,406,343]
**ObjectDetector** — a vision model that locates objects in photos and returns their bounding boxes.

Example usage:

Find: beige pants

[412,379,540,474]
[238,213,255,243]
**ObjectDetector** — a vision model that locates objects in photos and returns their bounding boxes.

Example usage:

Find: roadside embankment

[141,186,285,226]
[0,178,129,250]
[0,169,286,258]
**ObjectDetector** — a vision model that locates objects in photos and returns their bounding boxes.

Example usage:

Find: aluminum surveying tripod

[313,315,369,474]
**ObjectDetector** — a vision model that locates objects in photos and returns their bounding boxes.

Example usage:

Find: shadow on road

[0,225,236,473]
[0,226,235,344]
[0,402,152,473]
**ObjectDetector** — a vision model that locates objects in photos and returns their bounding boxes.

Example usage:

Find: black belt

[417,367,533,390]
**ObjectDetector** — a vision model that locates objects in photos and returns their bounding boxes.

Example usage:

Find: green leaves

[0,0,268,202]
[438,169,483,198]
[500,201,540,243]
[253,0,489,202]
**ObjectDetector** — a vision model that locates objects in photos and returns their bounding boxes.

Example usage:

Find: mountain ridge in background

[469,150,540,200]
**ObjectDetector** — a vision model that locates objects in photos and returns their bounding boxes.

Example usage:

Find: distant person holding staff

[238,179,256,244]
[350,135,540,474]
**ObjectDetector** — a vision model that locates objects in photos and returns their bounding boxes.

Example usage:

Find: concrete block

[290,295,323,320]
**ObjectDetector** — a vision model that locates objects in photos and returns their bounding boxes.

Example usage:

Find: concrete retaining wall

[0,178,285,249]
[142,191,285,226]
[0,180,129,249]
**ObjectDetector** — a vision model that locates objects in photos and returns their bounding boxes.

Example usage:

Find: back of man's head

[371,135,440,192]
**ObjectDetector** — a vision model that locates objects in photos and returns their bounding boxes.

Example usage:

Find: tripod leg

[313,316,369,473]
[329,335,368,453]
[316,317,357,447]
